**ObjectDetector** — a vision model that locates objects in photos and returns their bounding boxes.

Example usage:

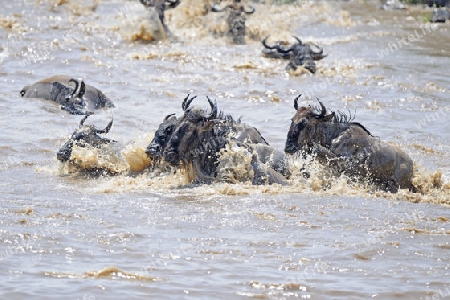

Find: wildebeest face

[163,121,194,166]
[163,95,218,166]
[262,36,327,74]
[57,114,114,162]
[146,114,177,159]
[285,95,334,154]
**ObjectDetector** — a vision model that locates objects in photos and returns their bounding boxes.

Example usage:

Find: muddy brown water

[1,0,449,299]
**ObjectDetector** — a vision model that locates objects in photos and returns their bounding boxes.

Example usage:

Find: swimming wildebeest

[139,0,180,35]
[284,95,414,192]
[212,0,255,45]
[262,36,327,74]
[57,114,114,163]
[160,95,289,185]
[20,75,114,115]
[431,8,450,22]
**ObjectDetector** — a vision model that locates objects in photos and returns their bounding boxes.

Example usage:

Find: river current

[0,0,449,299]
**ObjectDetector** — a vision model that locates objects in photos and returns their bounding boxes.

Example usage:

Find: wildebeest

[139,0,180,35]
[284,95,414,192]
[262,36,327,74]
[57,114,114,163]
[212,0,255,45]
[20,75,114,115]
[160,95,289,185]
[431,8,450,22]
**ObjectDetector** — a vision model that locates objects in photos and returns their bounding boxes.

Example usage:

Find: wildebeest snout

[57,141,74,162]
[146,142,161,158]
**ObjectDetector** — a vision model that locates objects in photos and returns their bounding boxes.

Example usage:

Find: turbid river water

[0,0,449,299]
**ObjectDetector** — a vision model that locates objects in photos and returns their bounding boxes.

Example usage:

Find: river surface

[1,0,450,299]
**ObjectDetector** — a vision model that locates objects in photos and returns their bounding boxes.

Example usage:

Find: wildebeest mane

[333,110,372,136]
[185,106,241,124]
[308,104,373,136]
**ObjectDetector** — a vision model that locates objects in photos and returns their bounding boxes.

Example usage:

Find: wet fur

[285,98,414,192]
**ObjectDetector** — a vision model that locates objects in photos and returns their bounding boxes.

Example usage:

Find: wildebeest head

[57,114,114,162]
[145,113,178,160]
[163,95,218,167]
[262,36,327,73]
[285,94,335,154]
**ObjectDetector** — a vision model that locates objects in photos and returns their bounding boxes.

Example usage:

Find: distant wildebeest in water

[20,75,114,115]
[157,95,290,185]
[212,0,255,45]
[262,36,327,74]
[139,0,180,35]
[431,8,450,22]
[427,0,449,7]
[284,95,414,192]
[57,113,115,163]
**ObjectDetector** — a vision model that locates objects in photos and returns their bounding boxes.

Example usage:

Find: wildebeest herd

[18,0,422,193]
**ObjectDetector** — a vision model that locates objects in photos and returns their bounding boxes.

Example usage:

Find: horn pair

[262,36,302,53]
[181,94,217,120]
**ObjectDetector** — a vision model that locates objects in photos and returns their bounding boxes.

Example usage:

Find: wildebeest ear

[323,111,335,122]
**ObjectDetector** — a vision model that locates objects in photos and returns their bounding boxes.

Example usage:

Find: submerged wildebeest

[284,95,414,192]
[212,0,255,45]
[160,95,289,185]
[139,0,180,35]
[20,75,114,115]
[57,114,114,163]
[262,36,327,74]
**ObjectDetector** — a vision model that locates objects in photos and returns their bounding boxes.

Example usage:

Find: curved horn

[79,112,93,127]
[206,96,217,120]
[95,119,113,134]
[316,98,326,117]
[182,94,197,111]
[262,35,277,50]
[164,113,176,121]
[68,78,80,97]
[292,36,303,45]
[294,94,302,111]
